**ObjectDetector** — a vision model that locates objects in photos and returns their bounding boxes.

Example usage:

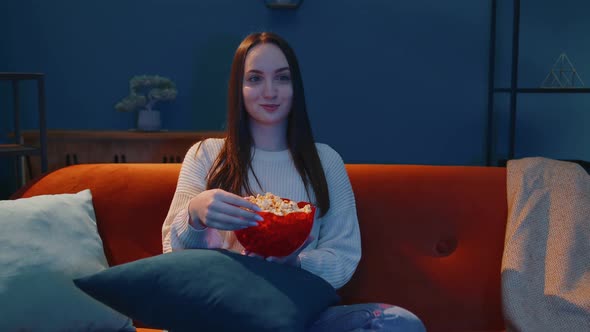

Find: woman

[162,32,425,331]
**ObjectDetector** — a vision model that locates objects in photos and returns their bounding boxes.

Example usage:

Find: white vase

[137,109,161,131]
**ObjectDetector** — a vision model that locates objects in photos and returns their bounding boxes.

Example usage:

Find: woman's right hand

[188,189,264,231]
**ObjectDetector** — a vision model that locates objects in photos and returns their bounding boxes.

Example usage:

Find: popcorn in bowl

[245,192,312,216]
[235,192,315,257]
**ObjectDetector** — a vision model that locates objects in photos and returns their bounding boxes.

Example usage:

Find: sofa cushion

[0,189,134,332]
[74,249,340,332]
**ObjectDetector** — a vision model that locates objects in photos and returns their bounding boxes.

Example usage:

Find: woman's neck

[249,121,288,151]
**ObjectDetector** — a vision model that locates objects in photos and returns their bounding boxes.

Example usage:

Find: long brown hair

[205,32,330,217]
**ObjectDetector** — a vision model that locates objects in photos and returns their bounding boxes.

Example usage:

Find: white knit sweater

[162,138,361,289]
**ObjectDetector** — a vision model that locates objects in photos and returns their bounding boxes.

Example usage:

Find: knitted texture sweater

[162,138,361,289]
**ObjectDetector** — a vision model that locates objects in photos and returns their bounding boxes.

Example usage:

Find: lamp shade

[265,0,302,9]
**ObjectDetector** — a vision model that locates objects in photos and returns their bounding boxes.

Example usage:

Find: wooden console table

[21,130,225,180]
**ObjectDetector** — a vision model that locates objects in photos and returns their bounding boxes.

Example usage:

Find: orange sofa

[14,163,507,332]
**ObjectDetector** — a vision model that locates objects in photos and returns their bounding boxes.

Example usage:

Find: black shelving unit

[486,0,590,166]
[0,72,48,188]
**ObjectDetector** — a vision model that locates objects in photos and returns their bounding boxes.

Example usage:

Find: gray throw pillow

[0,189,135,332]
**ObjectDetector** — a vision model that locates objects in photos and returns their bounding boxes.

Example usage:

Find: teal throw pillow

[74,249,340,332]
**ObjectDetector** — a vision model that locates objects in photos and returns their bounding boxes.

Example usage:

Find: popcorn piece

[246,192,312,216]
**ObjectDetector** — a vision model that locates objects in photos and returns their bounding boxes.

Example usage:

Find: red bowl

[235,201,315,257]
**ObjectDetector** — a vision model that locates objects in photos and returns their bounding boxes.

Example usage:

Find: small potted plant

[115,75,178,131]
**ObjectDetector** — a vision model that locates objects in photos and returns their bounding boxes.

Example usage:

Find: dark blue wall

[1,0,589,197]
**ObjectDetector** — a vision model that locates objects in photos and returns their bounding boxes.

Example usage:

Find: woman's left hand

[243,235,314,267]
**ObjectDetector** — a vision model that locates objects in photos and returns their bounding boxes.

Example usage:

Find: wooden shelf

[1,72,48,191]
[0,144,41,156]
[22,129,226,141]
[20,130,226,180]
[494,88,590,94]
[487,0,589,165]
[0,72,44,80]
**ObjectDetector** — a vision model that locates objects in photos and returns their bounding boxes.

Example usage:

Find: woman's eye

[246,75,262,83]
[276,75,291,82]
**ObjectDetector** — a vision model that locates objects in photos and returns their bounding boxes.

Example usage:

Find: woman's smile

[260,104,280,112]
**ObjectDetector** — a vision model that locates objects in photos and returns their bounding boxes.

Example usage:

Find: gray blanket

[502,157,590,331]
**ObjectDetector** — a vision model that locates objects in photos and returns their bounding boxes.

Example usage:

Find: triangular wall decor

[541,53,585,88]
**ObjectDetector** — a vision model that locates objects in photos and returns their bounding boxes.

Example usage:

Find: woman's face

[242,43,293,128]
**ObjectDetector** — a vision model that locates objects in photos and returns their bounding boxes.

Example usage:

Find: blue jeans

[307,303,426,332]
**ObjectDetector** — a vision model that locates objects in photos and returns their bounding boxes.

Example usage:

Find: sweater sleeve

[298,146,362,289]
[162,140,224,253]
